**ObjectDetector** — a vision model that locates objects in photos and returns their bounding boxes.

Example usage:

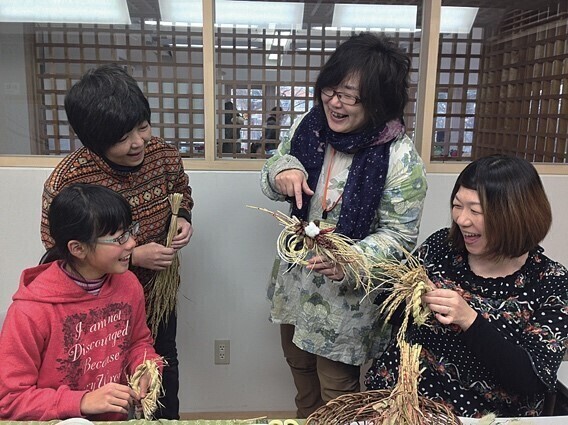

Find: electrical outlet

[214,339,230,364]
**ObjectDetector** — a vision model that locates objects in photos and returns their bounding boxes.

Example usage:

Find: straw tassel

[145,193,183,338]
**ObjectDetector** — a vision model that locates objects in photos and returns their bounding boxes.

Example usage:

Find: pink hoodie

[0,261,159,421]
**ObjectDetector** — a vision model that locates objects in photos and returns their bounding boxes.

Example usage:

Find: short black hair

[49,183,132,265]
[315,32,410,128]
[449,154,552,259]
[64,64,151,156]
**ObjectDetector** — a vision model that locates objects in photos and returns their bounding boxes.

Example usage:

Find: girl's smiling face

[322,74,367,134]
[72,227,137,280]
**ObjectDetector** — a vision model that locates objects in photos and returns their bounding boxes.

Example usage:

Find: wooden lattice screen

[32,19,206,158]
[216,27,420,158]
[433,28,483,160]
[30,19,419,159]
[474,5,568,162]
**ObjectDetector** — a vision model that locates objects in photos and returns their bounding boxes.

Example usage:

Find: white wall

[0,168,567,413]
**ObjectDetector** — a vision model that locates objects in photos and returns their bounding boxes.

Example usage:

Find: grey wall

[0,169,567,413]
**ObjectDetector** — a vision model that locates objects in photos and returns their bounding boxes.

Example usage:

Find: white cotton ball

[304,221,321,238]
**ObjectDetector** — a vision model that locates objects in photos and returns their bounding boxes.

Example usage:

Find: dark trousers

[280,324,361,418]
[153,310,180,419]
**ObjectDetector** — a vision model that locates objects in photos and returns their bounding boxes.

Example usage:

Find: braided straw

[306,252,460,425]
[128,358,165,420]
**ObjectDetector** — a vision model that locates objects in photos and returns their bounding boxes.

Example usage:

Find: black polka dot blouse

[365,228,568,418]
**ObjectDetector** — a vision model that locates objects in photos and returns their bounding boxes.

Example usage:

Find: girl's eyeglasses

[98,222,140,245]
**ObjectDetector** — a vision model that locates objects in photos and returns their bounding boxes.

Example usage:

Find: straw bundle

[248,206,381,292]
[128,358,164,420]
[306,251,461,425]
[367,341,428,424]
[306,343,459,424]
[373,250,431,344]
[145,193,183,338]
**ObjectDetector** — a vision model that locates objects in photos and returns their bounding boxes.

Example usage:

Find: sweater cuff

[178,208,192,224]
[59,390,89,418]
[461,312,483,343]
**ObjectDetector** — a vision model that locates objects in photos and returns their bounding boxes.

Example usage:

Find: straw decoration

[374,250,432,344]
[145,193,183,338]
[128,357,165,420]
[306,250,460,425]
[248,206,381,292]
[367,341,425,424]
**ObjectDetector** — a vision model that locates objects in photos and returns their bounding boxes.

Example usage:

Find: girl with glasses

[0,183,161,421]
[260,32,427,417]
[40,64,194,419]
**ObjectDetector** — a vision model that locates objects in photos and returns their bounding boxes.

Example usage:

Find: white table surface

[459,417,567,424]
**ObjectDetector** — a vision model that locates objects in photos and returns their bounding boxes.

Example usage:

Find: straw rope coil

[248,206,382,292]
[306,342,459,425]
[305,388,460,425]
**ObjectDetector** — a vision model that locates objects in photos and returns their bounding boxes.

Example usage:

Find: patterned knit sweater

[41,137,193,287]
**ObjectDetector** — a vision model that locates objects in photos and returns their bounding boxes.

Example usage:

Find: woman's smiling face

[452,187,487,258]
[322,74,367,134]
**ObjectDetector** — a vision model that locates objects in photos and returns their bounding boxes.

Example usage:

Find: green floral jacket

[260,116,427,365]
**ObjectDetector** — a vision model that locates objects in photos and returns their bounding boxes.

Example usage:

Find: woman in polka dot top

[365,154,568,418]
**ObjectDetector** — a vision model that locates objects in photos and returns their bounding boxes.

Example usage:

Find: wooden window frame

[1,0,567,176]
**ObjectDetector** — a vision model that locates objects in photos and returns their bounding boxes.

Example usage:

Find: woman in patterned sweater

[40,64,193,420]
[366,154,568,417]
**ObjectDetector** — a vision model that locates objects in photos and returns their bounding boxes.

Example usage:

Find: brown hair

[449,154,552,259]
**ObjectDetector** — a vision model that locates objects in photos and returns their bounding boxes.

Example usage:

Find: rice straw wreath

[145,193,183,338]
[128,357,165,420]
[248,206,381,292]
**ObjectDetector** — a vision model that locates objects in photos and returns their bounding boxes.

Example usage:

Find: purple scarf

[290,105,405,240]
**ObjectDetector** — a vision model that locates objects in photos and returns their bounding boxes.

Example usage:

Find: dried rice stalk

[145,193,183,338]
[374,250,431,345]
[362,341,456,424]
[248,206,381,292]
[305,251,459,425]
[128,357,164,420]
[476,415,529,425]
[367,341,426,424]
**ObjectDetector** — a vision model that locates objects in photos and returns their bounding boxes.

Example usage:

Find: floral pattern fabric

[365,228,568,417]
[260,115,427,366]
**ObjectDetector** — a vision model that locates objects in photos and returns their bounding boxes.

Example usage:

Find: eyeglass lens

[322,88,357,105]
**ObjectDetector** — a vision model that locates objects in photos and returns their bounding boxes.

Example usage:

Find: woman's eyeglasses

[98,221,140,245]
[321,88,361,106]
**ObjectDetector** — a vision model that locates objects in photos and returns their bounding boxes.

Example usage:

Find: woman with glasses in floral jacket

[260,32,427,418]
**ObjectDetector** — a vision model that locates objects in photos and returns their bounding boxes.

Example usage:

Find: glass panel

[434,0,568,163]
[0,0,424,160]
[0,3,205,158]
[214,0,422,158]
